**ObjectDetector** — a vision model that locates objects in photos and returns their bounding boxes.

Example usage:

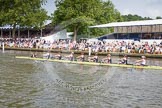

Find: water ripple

[0,51,162,108]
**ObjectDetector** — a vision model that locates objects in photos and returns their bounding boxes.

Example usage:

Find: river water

[0,50,162,108]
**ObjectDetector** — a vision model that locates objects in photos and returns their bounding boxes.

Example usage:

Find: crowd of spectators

[0,38,162,54]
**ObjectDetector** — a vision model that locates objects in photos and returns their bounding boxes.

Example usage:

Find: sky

[42,0,162,19]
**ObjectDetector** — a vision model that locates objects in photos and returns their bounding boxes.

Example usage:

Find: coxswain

[119,55,128,64]
[88,53,98,62]
[54,52,62,60]
[101,54,112,63]
[65,52,74,61]
[135,56,146,66]
[76,53,85,62]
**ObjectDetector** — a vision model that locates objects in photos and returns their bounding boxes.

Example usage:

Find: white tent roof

[89,19,162,28]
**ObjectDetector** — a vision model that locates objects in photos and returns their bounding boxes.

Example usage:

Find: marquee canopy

[89,19,162,28]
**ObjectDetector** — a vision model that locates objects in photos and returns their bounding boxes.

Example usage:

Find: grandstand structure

[0,20,53,38]
[89,19,162,40]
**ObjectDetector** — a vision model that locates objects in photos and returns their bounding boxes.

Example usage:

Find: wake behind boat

[15,56,162,70]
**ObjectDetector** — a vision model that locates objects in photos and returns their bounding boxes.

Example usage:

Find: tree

[122,14,152,21]
[0,0,48,38]
[52,0,122,40]
[90,0,122,37]
[156,16,162,19]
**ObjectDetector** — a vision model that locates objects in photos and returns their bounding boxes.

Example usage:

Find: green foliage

[122,14,152,21]
[90,1,122,38]
[156,16,162,19]
[0,0,48,37]
[52,0,122,40]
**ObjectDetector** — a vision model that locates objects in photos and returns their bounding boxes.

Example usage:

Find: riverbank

[1,47,162,58]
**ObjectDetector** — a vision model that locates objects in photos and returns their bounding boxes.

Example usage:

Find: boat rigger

[15,56,162,70]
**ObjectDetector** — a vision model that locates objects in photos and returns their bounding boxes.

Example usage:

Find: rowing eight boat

[15,56,162,70]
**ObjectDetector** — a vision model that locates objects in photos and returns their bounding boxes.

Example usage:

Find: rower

[31,53,37,58]
[119,55,128,64]
[135,56,146,66]
[88,53,98,63]
[65,52,74,61]
[101,54,112,63]
[76,53,85,62]
[54,52,62,60]
[43,52,50,59]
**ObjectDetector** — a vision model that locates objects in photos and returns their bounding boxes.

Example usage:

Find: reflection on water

[0,51,162,108]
